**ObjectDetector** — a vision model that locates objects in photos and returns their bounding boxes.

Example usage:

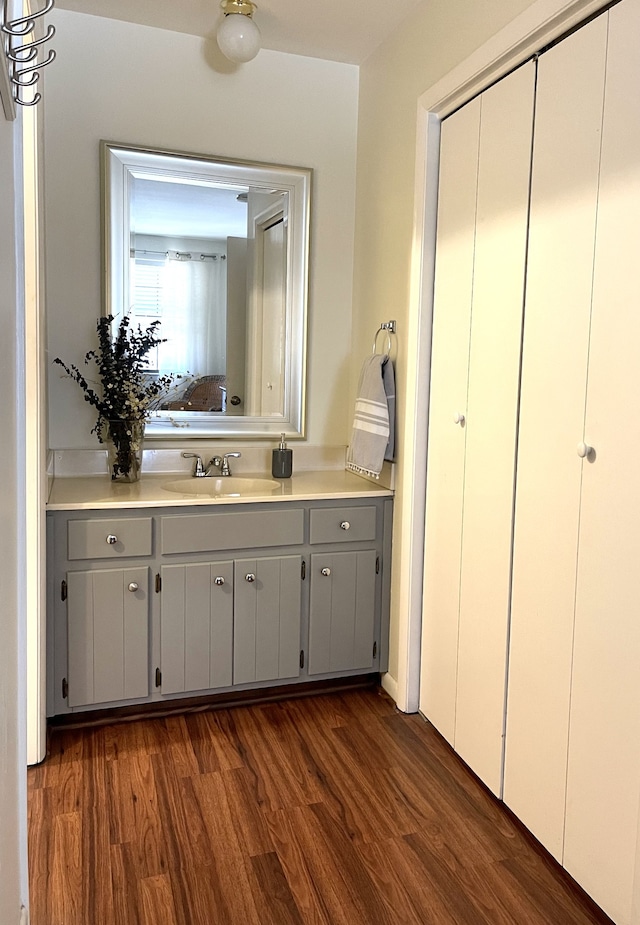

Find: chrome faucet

[182,451,242,477]
[219,452,241,476]
[181,452,209,477]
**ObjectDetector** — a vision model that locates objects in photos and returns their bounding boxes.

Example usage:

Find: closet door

[503,14,608,860]
[454,63,535,797]
[420,97,480,746]
[563,1,640,921]
[421,62,535,796]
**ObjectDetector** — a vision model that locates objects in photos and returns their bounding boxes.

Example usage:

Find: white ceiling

[54,0,426,65]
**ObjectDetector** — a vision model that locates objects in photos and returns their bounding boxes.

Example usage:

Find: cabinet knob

[321,567,331,577]
[340,521,350,531]
[128,582,138,592]
[245,573,256,583]
[214,576,225,586]
[454,412,465,425]
[577,442,592,459]
[106,534,118,545]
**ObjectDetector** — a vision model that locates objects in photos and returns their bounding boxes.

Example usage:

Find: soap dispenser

[272,433,293,479]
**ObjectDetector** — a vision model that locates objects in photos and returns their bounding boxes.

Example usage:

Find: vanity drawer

[68,517,153,560]
[161,509,304,555]
[309,506,377,544]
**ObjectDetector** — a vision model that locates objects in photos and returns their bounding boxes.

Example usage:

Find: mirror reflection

[102,143,311,437]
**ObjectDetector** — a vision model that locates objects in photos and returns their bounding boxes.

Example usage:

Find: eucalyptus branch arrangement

[54,314,181,479]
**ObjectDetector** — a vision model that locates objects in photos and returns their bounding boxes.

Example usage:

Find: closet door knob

[577,442,592,459]
[127,582,139,592]
[454,412,465,425]
[340,521,350,531]
[245,573,256,583]
[106,534,118,545]
[321,568,331,577]
[214,577,225,586]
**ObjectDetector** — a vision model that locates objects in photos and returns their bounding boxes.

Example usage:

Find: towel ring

[372,321,396,355]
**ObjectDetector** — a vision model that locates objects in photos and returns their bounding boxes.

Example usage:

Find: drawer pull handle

[106,534,118,545]
[245,573,256,583]
[128,582,139,592]
[321,567,331,577]
[214,576,225,586]
[340,521,350,531]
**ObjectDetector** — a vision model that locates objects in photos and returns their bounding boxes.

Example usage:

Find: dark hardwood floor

[27,688,613,925]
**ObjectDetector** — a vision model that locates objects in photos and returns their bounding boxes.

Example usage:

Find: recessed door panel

[564,2,640,920]
[454,61,536,797]
[504,15,608,856]
[420,95,480,745]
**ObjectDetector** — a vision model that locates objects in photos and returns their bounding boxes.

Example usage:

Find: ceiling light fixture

[217,0,261,64]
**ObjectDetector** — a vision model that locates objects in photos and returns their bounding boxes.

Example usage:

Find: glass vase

[106,419,144,482]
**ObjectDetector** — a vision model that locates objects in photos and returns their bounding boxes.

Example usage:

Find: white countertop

[47,469,394,511]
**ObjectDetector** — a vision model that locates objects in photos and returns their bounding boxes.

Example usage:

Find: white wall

[352,0,538,688]
[44,10,359,450]
[0,109,29,921]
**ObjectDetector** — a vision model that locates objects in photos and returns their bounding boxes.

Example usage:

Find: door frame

[397,0,606,713]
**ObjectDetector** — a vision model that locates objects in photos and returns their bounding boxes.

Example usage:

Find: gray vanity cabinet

[48,495,392,717]
[159,560,234,694]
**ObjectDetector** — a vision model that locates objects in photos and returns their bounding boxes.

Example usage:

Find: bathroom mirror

[102,142,311,437]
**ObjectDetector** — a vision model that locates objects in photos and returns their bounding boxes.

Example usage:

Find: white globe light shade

[217,13,261,63]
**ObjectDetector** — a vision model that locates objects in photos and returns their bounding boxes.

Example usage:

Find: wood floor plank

[267,802,392,925]
[80,728,115,924]
[356,836,462,925]
[51,812,82,925]
[203,708,248,771]
[263,807,334,925]
[27,788,54,925]
[229,703,325,812]
[249,851,305,925]
[108,753,169,879]
[281,697,417,844]
[139,874,179,925]
[220,766,275,858]
[110,843,142,925]
[162,714,201,779]
[29,689,614,925]
[188,770,262,925]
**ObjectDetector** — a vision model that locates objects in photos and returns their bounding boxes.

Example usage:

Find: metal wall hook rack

[2,0,56,108]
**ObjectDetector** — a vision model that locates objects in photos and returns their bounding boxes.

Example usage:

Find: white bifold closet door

[505,1,640,922]
[420,61,535,797]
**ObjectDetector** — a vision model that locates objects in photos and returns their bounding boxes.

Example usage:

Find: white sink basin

[162,476,281,497]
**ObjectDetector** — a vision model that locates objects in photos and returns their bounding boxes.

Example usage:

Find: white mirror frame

[101,141,311,438]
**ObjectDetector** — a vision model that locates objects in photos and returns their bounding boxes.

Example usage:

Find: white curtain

[157,257,226,376]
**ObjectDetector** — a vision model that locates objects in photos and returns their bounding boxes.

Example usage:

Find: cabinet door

[233,555,301,684]
[67,567,149,707]
[308,550,377,675]
[504,14,609,861]
[160,561,233,694]
[420,94,480,745]
[563,2,640,921]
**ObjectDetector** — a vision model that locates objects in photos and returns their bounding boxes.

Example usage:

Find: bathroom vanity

[46,470,393,718]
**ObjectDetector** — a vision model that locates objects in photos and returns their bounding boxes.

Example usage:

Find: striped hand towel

[347,354,395,479]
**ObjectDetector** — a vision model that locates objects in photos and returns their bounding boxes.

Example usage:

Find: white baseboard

[380,671,398,705]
